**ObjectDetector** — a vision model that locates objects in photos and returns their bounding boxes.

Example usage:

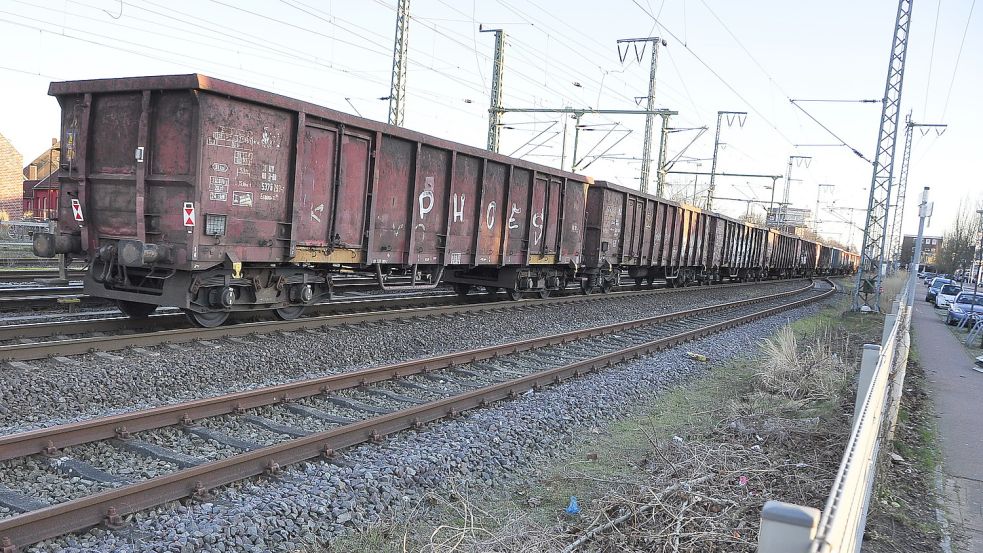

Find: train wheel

[580,278,594,296]
[485,286,500,296]
[600,279,613,293]
[185,310,229,328]
[452,283,472,297]
[273,306,305,321]
[538,288,551,299]
[507,288,523,301]
[634,277,644,288]
[117,300,157,319]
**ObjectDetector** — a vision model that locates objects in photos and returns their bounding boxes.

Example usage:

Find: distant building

[900,234,942,268]
[22,139,60,220]
[0,131,24,220]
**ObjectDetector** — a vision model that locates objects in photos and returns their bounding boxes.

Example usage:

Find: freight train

[32,75,858,327]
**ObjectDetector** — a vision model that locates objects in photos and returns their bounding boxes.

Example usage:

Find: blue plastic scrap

[566,496,580,515]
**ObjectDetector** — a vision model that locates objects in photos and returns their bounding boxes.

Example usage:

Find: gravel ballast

[20,293,836,552]
[0,281,806,433]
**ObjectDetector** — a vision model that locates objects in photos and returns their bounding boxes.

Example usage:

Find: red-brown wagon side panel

[370,136,414,264]
[527,175,547,259]
[295,126,337,247]
[197,94,294,263]
[409,144,451,265]
[335,132,372,248]
[542,178,562,256]
[502,167,531,265]
[640,199,655,266]
[445,153,481,265]
[151,91,196,177]
[559,180,586,265]
[474,161,507,264]
[582,186,603,268]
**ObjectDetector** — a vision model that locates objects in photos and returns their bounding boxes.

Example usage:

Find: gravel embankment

[20,292,835,552]
[0,281,805,433]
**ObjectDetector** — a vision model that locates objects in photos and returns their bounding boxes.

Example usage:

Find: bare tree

[936,198,983,276]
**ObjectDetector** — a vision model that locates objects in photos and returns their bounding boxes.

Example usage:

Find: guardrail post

[855,344,882,419]
[758,500,821,553]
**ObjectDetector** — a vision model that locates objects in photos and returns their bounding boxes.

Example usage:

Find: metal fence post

[854,344,882,419]
[758,501,821,553]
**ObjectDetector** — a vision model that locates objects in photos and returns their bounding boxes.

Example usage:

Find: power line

[922,0,942,117]
[941,0,976,118]
[629,0,796,146]
[697,0,793,100]
[0,9,485,121]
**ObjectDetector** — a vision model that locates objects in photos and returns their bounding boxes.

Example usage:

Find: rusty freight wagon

[583,181,719,289]
[581,181,773,287]
[33,74,589,326]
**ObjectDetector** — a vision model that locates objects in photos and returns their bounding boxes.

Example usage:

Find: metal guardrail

[758,286,912,553]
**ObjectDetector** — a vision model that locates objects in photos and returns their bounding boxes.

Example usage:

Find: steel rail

[0,270,86,283]
[0,278,766,341]
[0,280,834,548]
[0,293,106,312]
[0,279,806,361]
[0,287,82,299]
[0,280,815,458]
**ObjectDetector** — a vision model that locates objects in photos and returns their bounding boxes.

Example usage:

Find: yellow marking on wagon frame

[291,247,365,264]
[528,254,557,265]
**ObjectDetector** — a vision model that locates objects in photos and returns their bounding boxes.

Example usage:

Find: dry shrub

[878,273,908,313]
[754,325,852,405]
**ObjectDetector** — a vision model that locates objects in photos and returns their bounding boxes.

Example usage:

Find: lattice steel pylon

[888,113,914,271]
[483,27,506,152]
[853,0,914,312]
[888,114,946,270]
[387,0,411,126]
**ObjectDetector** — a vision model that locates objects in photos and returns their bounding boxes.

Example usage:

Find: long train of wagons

[32,75,858,327]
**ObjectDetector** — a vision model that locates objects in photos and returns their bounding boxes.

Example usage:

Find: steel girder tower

[483,28,506,152]
[888,115,946,270]
[387,0,411,126]
[853,0,914,311]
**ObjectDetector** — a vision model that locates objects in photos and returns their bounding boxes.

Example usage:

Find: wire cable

[941,0,976,118]
[923,0,942,118]
[629,0,795,145]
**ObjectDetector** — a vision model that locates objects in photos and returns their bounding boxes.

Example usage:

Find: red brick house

[22,139,60,220]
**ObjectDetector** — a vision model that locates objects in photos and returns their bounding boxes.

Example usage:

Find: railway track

[0,275,418,313]
[0,270,87,283]
[0,279,834,548]
[0,286,97,312]
[0,279,806,362]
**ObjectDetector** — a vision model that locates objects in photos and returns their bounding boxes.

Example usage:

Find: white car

[935,283,962,309]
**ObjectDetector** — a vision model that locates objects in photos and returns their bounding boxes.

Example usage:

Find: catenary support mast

[853,0,914,311]
[387,0,411,126]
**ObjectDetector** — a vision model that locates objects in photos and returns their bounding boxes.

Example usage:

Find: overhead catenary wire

[941,0,976,118]
[0,8,487,121]
[629,0,796,146]
[922,0,943,118]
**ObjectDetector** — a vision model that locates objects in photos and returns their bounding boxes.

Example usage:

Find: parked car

[926,277,954,302]
[935,283,962,308]
[923,272,937,285]
[946,292,983,326]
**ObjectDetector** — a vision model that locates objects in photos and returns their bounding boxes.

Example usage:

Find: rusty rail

[0,280,833,547]
[0,279,806,360]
